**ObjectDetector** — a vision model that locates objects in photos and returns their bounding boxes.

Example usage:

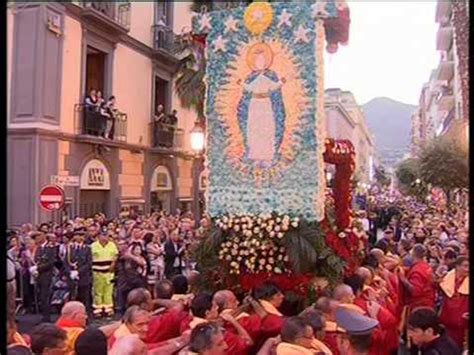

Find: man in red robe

[439,256,469,348]
[346,274,399,354]
[145,280,190,343]
[399,244,436,311]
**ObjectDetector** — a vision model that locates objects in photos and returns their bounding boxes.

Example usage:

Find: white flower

[226,255,232,261]
[223,216,228,223]
[293,217,300,223]
[259,259,266,265]
[253,227,260,234]
[257,218,262,224]
[235,269,240,275]
[269,250,274,256]
[231,249,238,256]
[223,247,228,253]
[274,267,282,274]
[259,265,264,270]
[250,248,255,254]
[237,256,242,261]
[233,243,239,250]
[226,242,232,247]
[244,250,249,256]
[291,221,299,228]
[239,250,245,255]
[261,222,267,228]
[283,255,289,262]
[234,225,240,232]
[255,241,261,247]
[250,257,256,263]
[262,251,267,256]
[223,225,228,231]
[261,244,267,250]
[268,257,274,264]
[283,215,290,221]
[278,255,283,261]
[274,225,281,232]
[276,217,281,223]
[266,226,273,233]
[279,247,285,252]
[230,261,238,268]
[219,255,224,260]
[266,264,272,271]
[338,232,346,239]
[277,232,284,239]
[281,225,289,231]
[269,231,275,238]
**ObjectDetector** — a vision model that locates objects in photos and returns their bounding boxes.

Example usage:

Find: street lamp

[415,178,421,184]
[190,120,205,225]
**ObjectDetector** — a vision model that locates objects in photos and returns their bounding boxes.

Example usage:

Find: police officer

[66,230,93,316]
[335,306,380,355]
[32,232,59,323]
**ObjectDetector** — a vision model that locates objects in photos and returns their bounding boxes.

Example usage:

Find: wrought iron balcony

[75,103,128,143]
[81,2,131,33]
[149,122,184,150]
[152,24,175,52]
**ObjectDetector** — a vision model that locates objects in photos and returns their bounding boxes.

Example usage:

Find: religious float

[188,1,356,298]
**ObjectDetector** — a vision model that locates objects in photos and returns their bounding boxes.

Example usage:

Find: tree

[418,138,468,204]
[374,166,391,187]
[395,159,419,191]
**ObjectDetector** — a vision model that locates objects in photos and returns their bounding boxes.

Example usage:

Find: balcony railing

[74,103,127,142]
[149,122,184,149]
[152,24,175,52]
[81,2,131,31]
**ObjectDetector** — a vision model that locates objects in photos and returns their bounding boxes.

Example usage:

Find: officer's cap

[336,307,379,335]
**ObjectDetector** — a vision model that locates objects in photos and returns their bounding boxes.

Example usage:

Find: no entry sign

[39,185,65,211]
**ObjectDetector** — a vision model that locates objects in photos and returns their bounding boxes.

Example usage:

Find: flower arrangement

[216,213,299,275]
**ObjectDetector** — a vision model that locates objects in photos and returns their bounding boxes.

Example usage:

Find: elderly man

[315,297,345,355]
[109,306,151,349]
[56,301,120,354]
[182,322,228,355]
[145,280,190,343]
[275,317,317,355]
[109,335,147,355]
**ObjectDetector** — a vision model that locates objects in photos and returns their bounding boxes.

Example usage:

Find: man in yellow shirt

[91,232,118,317]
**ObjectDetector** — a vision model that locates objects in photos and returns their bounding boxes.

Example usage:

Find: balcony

[436,59,455,81]
[149,122,184,151]
[436,86,455,111]
[152,24,175,52]
[436,25,453,51]
[74,104,127,143]
[80,2,131,35]
[435,1,452,23]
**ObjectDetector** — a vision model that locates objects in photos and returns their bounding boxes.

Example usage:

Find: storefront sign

[151,166,172,191]
[51,175,80,187]
[80,159,111,190]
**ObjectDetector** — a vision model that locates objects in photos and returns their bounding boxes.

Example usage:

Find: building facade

[7,2,203,226]
[324,89,376,183]
[412,0,468,155]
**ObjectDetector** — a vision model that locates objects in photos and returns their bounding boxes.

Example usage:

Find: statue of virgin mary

[237,43,286,166]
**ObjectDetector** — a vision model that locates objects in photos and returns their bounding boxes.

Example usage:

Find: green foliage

[419,138,469,196]
[374,166,391,187]
[395,158,419,192]
[190,219,345,293]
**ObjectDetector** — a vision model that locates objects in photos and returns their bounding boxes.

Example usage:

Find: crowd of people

[6,189,470,355]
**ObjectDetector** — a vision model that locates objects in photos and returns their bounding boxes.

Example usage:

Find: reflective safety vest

[91,241,118,273]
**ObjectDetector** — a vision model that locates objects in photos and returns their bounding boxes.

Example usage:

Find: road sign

[39,185,65,211]
[51,175,80,187]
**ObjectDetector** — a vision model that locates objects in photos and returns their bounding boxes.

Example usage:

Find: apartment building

[412,0,468,156]
[7,2,202,226]
[324,89,376,183]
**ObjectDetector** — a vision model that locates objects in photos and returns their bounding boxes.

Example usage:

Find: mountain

[362,97,417,168]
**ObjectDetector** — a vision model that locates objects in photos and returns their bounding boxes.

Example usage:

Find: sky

[324,1,440,106]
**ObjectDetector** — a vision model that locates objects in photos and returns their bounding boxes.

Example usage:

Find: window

[154,76,170,115]
[155,2,171,26]
[85,46,107,95]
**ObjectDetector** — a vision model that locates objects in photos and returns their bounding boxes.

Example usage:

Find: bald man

[56,301,120,354]
[314,297,344,355]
